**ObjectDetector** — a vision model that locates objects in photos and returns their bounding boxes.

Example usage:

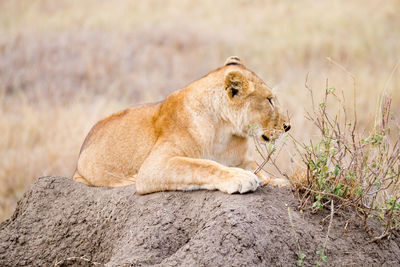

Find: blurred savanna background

[1,0,399,221]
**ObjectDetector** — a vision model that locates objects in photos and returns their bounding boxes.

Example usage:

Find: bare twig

[287,206,304,263]
[54,256,103,266]
[318,200,334,264]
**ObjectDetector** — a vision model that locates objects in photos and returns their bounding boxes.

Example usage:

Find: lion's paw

[217,168,261,194]
[270,178,289,187]
[256,172,289,188]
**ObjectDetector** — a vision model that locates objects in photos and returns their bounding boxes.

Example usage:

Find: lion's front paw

[270,178,289,187]
[217,168,261,194]
[256,172,289,187]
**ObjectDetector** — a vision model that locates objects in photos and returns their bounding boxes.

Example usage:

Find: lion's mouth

[261,135,270,142]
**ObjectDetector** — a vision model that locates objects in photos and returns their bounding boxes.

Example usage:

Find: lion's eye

[267,97,274,107]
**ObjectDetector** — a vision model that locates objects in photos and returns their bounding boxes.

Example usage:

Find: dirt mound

[0,176,399,266]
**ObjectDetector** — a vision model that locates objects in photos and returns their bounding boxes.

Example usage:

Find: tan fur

[73,57,290,194]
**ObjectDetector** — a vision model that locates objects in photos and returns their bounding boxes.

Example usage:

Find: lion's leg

[72,171,92,186]
[72,170,135,187]
[135,148,261,194]
[238,160,289,187]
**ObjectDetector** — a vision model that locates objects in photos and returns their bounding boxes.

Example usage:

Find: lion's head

[221,56,290,142]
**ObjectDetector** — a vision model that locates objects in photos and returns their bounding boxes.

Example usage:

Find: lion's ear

[224,56,245,67]
[224,71,252,99]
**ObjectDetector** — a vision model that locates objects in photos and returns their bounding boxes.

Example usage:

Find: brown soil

[0,176,399,266]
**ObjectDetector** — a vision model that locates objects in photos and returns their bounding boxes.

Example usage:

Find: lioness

[73,56,290,194]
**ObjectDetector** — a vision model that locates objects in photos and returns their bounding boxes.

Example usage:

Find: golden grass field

[1,0,399,221]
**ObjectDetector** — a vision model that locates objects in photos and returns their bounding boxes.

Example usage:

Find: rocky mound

[0,176,399,266]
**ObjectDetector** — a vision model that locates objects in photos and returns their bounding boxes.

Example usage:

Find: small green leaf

[334,166,339,176]
[321,166,328,173]
[312,200,323,210]
[336,188,343,197]
[326,86,336,93]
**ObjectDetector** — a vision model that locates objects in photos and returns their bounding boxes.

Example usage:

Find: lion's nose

[283,124,291,132]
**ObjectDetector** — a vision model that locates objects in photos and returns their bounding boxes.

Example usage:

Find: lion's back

[75,102,161,186]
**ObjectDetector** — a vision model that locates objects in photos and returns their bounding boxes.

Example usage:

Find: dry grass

[1,0,400,221]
